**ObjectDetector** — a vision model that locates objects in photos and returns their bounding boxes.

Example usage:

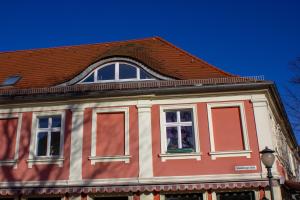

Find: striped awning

[0,181,272,196]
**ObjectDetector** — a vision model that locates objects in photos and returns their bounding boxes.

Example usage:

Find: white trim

[0,113,22,168]
[206,102,251,160]
[28,111,66,168]
[159,104,201,161]
[90,107,130,164]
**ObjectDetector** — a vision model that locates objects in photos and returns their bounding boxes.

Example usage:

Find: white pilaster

[251,97,279,176]
[137,100,153,178]
[273,185,283,200]
[69,107,84,181]
[140,193,153,200]
[251,97,275,151]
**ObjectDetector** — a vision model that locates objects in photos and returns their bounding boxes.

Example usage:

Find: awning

[284,180,300,191]
[0,181,270,196]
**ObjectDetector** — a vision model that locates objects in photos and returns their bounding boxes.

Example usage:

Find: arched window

[80,62,155,83]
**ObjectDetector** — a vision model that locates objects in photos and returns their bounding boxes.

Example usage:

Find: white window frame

[27,111,66,168]
[207,102,251,160]
[0,113,22,168]
[159,104,201,162]
[89,107,130,164]
[79,61,156,84]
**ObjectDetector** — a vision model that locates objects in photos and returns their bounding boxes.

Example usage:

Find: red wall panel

[211,107,244,151]
[96,112,125,156]
[82,106,139,179]
[0,118,18,160]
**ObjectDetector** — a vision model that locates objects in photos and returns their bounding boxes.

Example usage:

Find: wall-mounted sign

[235,165,257,171]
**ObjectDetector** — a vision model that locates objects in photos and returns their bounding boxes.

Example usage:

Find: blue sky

[1,0,300,139]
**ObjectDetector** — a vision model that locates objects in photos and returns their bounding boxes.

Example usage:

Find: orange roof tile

[0,37,234,89]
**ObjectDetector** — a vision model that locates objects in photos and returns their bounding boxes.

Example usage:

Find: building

[0,37,298,200]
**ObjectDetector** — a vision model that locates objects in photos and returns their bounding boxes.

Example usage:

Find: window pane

[166,193,203,200]
[216,191,255,200]
[38,117,49,128]
[52,116,61,128]
[167,127,178,150]
[181,126,195,150]
[37,132,48,156]
[180,110,192,122]
[28,198,62,200]
[82,73,94,83]
[97,64,115,80]
[119,64,137,79]
[166,111,177,122]
[140,69,154,79]
[50,132,60,156]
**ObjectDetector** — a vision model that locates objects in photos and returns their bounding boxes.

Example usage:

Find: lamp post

[260,147,275,200]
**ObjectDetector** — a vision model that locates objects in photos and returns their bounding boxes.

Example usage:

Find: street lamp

[260,147,275,200]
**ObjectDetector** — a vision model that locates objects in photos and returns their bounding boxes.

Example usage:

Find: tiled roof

[0,37,234,89]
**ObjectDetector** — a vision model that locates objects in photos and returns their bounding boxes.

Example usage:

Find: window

[81,62,155,83]
[28,198,62,200]
[165,110,195,153]
[165,193,203,200]
[216,191,255,200]
[89,107,130,164]
[28,111,65,168]
[94,197,128,200]
[27,198,61,200]
[159,105,201,161]
[36,116,62,156]
[207,102,251,160]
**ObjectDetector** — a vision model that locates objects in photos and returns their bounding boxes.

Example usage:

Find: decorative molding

[27,158,64,168]
[159,152,201,162]
[89,155,131,164]
[91,107,130,164]
[0,173,271,188]
[159,104,201,161]
[0,113,22,168]
[206,102,250,159]
[209,150,252,160]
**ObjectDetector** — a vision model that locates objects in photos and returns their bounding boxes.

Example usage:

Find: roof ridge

[154,37,236,77]
[0,36,157,55]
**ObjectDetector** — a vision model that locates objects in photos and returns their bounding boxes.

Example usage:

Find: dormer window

[81,62,155,83]
[1,75,21,87]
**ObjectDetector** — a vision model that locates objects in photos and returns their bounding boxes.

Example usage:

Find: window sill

[0,159,18,168]
[209,150,252,160]
[88,155,131,165]
[159,152,202,162]
[27,157,64,168]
